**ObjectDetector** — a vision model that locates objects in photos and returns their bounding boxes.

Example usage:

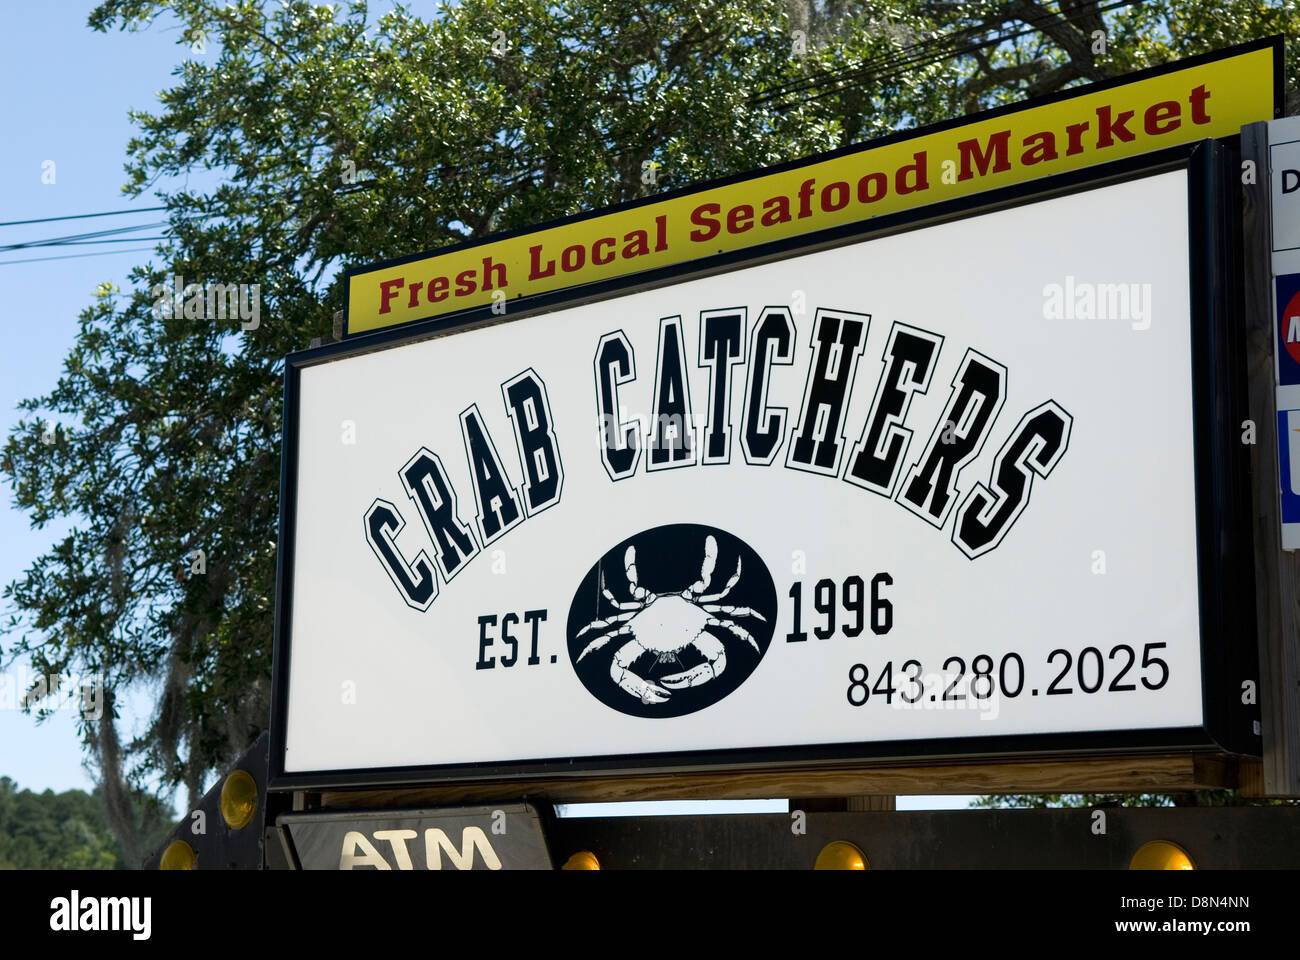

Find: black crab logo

[565,523,777,718]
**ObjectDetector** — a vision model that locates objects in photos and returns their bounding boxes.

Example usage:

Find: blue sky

[0,1,970,815]
[0,2,192,795]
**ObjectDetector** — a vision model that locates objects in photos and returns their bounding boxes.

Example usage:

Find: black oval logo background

[566,523,777,718]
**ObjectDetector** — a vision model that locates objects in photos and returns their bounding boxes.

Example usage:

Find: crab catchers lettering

[361,301,1071,712]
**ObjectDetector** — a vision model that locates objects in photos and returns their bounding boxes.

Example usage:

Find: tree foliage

[3,0,1296,859]
[0,775,172,869]
[974,791,1300,809]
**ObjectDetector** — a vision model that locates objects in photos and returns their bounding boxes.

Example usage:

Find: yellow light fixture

[220,769,258,830]
[159,839,197,870]
[1129,840,1195,870]
[814,840,869,870]
[561,850,601,870]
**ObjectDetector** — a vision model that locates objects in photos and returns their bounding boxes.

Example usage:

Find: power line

[776,25,1049,111]
[0,247,161,266]
[0,222,170,253]
[756,0,1141,111]
[53,238,170,245]
[0,206,168,227]
[763,0,1136,103]
[753,16,985,104]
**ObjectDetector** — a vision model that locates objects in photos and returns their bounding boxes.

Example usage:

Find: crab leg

[707,617,761,654]
[611,638,670,704]
[575,609,638,640]
[696,557,741,602]
[625,545,652,602]
[602,590,641,610]
[702,603,767,622]
[599,570,642,610]
[577,622,634,661]
[660,633,726,689]
[687,535,718,597]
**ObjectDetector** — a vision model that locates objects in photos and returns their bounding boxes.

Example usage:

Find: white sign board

[276,167,1220,782]
[1270,116,1300,264]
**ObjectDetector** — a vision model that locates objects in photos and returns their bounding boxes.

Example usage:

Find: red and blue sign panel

[1277,410,1300,525]
[1276,274,1300,549]
[1276,273,1300,386]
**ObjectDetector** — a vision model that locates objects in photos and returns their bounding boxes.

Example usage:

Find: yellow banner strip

[346,42,1277,336]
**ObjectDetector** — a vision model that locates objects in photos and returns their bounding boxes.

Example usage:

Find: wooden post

[793,796,896,812]
[1241,121,1300,797]
[846,796,896,812]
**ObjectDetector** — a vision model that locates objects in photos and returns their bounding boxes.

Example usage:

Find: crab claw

[662,634,726,689]
[619,675,671,704]
[661,663,719,689]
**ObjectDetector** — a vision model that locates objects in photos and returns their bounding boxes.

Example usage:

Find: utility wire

[0,247,160,266]
[762,0,1138,103]
[778,25,1059,110]
[51,238,170,245]
[754,17,984,103]
[0,222,170,253]
[0,205,168,227]
[756,0,1140,110]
